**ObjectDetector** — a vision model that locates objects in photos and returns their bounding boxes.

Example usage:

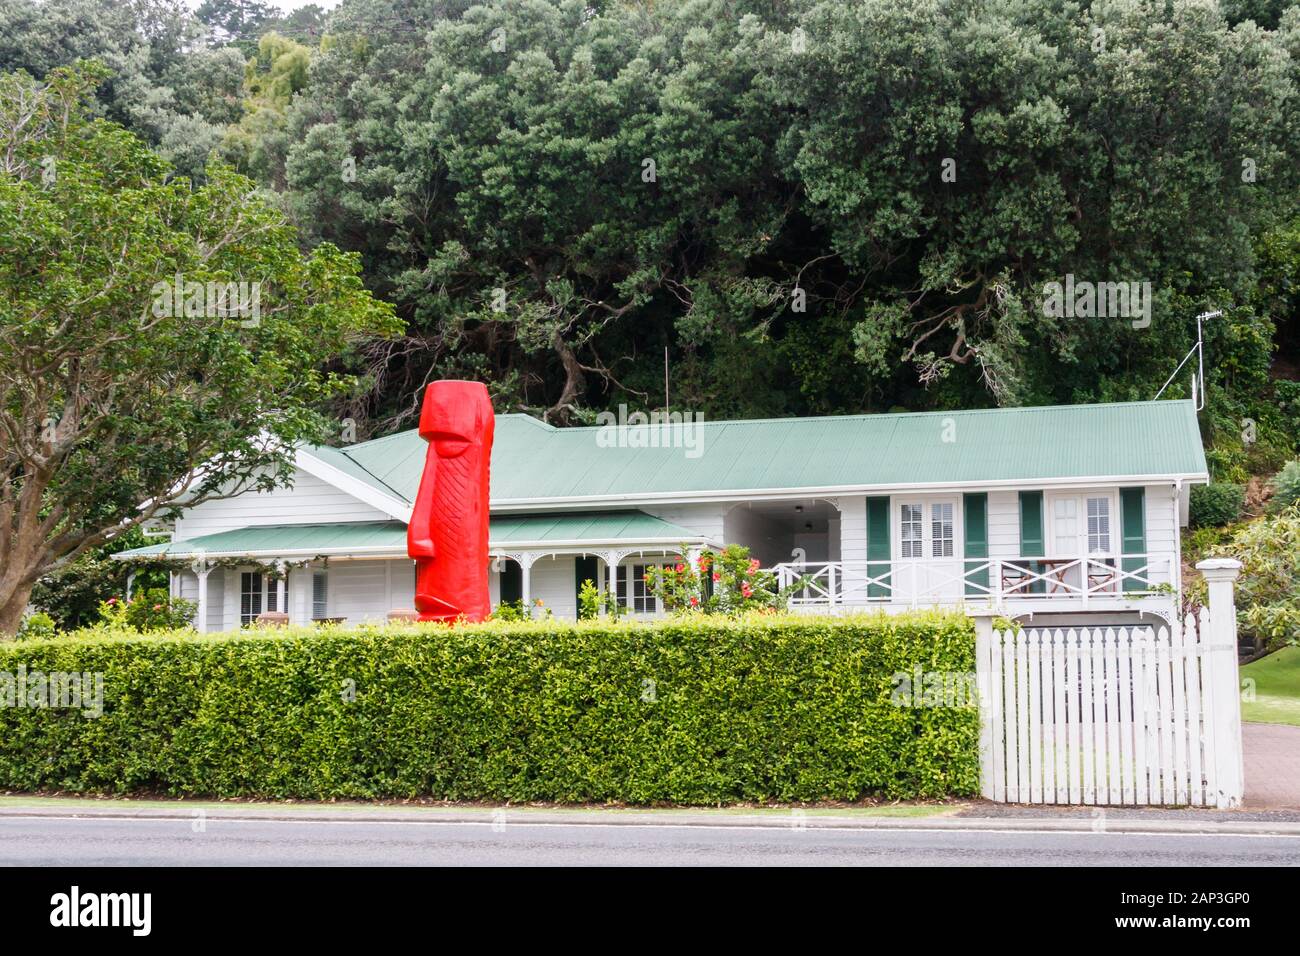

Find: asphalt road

[2,814,1298,866]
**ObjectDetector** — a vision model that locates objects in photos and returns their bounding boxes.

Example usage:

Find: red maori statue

[407,380,494,622]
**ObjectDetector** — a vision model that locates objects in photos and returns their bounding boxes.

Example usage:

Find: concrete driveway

[1244,722,1300,809]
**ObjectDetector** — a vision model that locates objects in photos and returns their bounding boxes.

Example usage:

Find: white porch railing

[770,554,1176,610]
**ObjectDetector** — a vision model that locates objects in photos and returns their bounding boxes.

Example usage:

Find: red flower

[712,572,721,583]
[689,596,699,607]
[675,563,685,573]
[741,583,754,598]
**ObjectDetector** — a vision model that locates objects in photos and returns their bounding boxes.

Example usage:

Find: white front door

[1047,492,1117,592]
[897,498,961,602]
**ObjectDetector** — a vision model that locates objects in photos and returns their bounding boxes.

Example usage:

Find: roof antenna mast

[1154,309,1221,411]
[664,346,670,414]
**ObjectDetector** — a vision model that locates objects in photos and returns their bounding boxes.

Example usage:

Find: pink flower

[741,583,754,598]
[675,563,685,573]
[748,559,760,574]
[152,604,163,611]
[712,572,721,583]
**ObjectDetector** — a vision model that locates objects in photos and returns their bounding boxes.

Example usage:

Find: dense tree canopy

[255,0,1300,439]
[1,0,1298,439]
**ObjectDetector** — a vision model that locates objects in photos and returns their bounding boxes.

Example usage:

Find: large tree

[0,65,398,635]
[266,0,1299,428]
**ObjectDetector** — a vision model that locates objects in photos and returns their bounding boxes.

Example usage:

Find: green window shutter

[1018,490,1045,593]
[1120,487,1146,592]
[866,496,891,598]
[574,555,599,612]
[963,492,988,596]
[499,560,522,605]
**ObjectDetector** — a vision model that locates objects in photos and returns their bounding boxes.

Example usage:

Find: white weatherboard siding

[176,467,391,539]
[1145,484,1178,554]
[325,560,402,624]
[530,556,577,618]
[175,568,225,631]
[987,491,1021,560]
[838,496,867,564]
[641,503,726,540]
[206,569,225,630]
[1145,483,1178,588]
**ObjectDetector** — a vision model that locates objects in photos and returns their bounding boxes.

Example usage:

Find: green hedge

[0,612,978,803]
[1189,482,1245,528]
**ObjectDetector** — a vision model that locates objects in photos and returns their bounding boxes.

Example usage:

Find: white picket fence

[972,559,1246,808]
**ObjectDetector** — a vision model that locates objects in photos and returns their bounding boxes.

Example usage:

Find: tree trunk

[0,582,33,638]
[546,330,585,424]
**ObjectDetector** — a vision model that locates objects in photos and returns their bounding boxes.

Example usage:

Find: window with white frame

[616,564,663,614]
[900,504,923,558]
[930,503,954,557]
[240,572,283,625]
[1050,494,1114,557]
[240,572,264,626]
[1086,496,1111,554]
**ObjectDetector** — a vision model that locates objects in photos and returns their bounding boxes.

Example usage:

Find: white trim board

[294,448,412,522]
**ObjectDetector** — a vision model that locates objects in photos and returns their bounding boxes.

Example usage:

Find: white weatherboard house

[115,399,1208,631]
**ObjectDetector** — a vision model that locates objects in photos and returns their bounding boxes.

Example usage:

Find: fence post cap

[1195,558,1243,580]
[965,607,1000,636]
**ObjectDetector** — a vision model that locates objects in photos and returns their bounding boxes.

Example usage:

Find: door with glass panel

[897,499,961,602]
[1047,492,1117,594]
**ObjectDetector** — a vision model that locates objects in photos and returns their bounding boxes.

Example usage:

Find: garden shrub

[1189,482,1245,528]
[0,612,978,803]
[15,612,57,641]
[1215,506,1300,655]
[577,579,601,620]
[1268,460,1300,514]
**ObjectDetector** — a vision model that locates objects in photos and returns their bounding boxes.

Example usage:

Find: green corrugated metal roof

[114,512,712,560]
[115,522,408,559]
[316,399,1207,505]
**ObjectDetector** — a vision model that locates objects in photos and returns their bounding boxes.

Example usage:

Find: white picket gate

[972,559,1245,808]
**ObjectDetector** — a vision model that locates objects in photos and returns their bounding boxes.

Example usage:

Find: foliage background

[3,0,1296,462]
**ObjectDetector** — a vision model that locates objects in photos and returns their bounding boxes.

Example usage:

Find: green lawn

[1241,645,1300,727]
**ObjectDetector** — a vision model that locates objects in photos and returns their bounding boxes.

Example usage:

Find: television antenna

[1154,310,1221,411]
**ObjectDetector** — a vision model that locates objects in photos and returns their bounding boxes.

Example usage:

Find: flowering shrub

[97,588,196,632]
[645,545,792,615]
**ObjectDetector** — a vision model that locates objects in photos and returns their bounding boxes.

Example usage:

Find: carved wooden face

[419,380,491,458]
